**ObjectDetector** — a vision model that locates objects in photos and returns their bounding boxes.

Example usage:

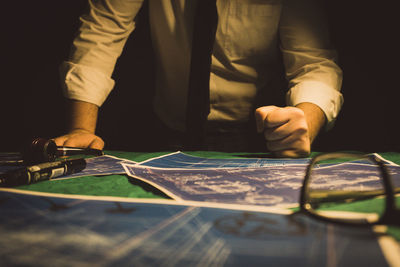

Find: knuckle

[294,107,305,116]
[286,106,305,118]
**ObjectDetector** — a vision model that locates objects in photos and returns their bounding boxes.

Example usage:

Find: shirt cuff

[60,61,115,107]
[286,80,344,130]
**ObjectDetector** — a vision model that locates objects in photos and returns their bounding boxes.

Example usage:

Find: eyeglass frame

[299,152,399,226]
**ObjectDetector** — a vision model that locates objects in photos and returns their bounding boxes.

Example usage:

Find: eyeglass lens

[306,155,386,224]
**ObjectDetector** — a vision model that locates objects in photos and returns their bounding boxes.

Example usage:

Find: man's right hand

[53,129,105,150]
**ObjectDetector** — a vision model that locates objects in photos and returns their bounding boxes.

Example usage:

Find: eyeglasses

[299,152,400,226]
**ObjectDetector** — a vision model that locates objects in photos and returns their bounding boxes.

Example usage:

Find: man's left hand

[255,105,311,158]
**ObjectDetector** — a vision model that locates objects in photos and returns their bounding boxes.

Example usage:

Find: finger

[254,106,279,133]
[63,135,95,148]
[89,137,105,150]
[264,123,292,141]
[52,136,69,146]
[265,106,304,128]
[265,120,308,142]
[62,138,82,148]
[273,149,310,158]
[266,134,306,151]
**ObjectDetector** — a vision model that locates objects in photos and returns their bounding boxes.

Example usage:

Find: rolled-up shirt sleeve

[60,61,115,106]
[279,0,343,129]
[61,0,144,106]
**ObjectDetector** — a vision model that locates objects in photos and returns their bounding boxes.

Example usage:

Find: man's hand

[255,103,325,158]
[53,129,105,150]
[52,99,104,150]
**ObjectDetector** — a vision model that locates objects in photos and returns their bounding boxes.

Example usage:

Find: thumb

[255,106,279,133]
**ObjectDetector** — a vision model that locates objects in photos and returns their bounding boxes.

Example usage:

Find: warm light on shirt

[61,0,343,132]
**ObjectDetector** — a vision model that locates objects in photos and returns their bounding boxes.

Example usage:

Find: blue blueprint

[139,152,311,168]
[0,189,390,267]
[58,155,136,179]
[124,160,400,208]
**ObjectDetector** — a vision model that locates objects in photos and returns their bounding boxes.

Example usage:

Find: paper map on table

[138,151,311,168]
[0,188,396,267]
[57,155,137,179]
[123,152,400,209]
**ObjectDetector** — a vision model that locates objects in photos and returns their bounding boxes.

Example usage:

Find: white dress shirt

[61,0,343,132]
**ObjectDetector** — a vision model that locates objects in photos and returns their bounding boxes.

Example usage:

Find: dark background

[1,1,398,153]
